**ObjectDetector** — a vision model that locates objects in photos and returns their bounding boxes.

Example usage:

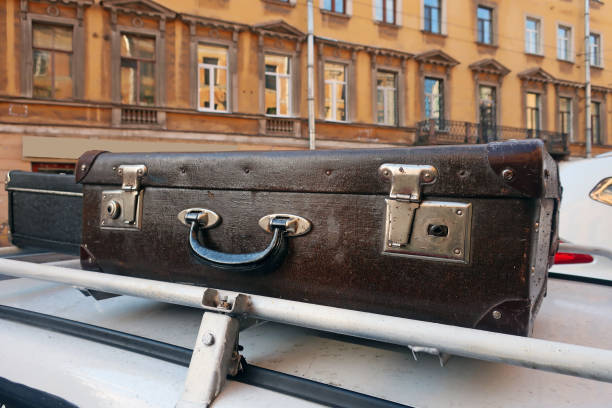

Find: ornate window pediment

[469,58,509,76]
[252,20,305,40]
[101,0,176,19]
[517,67,555,83]
[415,49,459,67]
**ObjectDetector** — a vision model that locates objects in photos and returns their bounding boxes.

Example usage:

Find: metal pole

[307,0,316,150]
[585,0,592,158]
[1,258,612,383]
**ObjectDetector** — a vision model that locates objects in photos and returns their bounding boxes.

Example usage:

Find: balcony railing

[121,107,158,125]
[416,119,569,158]
[264,117,299,137]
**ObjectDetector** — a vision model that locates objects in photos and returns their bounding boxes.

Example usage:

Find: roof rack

[0,251,611,407]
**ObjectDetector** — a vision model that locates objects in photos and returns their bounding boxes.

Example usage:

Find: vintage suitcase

[76,140,560,336]
[6,171,82,255]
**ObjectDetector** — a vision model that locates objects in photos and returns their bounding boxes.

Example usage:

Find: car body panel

[1,275,611,407]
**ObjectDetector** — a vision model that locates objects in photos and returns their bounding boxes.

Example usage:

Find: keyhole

[427,224,448,237]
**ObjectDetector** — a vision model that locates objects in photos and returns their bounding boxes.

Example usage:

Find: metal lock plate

[383,200,472,263]
[100,164,146,230]
[379,163,472,263]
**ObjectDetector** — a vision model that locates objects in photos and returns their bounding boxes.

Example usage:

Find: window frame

[374,0,398,25]
[111,25,163,107]
[263,53,293,117]
[321,0,347,14]
[525,16,543,56]
[591,100,602,145]
[476,6,493,45]
[375,70,398,126]
[21,13,84,99]
[557,95,574,142]
[323,61,349,122]
[423,0,442,34]
[423,76,445,125]
[119,32,157,106]
[589,32,603,68]
[525,91,542,134]
[31,23,74,100]
[556,23,573,62]
[196,43,230,113]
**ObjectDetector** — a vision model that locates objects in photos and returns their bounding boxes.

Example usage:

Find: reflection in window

[589,33,602,66]
[324,63,347,121]
[557,26,571,61]
[526,92,541,135]
[120,33,156,105]
[525,18,541,54]
[323,0,345,13]
[198,44,228,112]
[32,23,73,99]
[477,6,492,44]
[375,0,396,24]
[376,71,397,126]
[559,97,572,141]
[424,0,441,33]
[264,55,291,116]
[424,77,443,126]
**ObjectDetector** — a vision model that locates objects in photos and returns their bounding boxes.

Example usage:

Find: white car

[550,154,612,281]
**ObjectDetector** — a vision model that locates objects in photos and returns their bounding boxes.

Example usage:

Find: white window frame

[525,16,542,55]
[376,70,397,126]
[320,0,352,15]
[373,0,402,26]
[197,45,229,113]
[264,54,292,117]
[590,32,603,67]
[324,62,348,122]
[556,24,572,62]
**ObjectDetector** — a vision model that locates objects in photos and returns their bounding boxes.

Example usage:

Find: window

[120,33,156,105]
[265,54,291,116]
[590,33,602,67]
[31,162,75,175]
[32,24,73,99]
[591,101,601,145]
[424,0,441,33]
[375,0,396,24]
[376,71,397,125]
[477,6,493,44]
[323,0,345,13]
[525,18,541,55]
[424,77,443,125]
[324,63,347,121]
[526,92,541,134]
[557,25,571,61]
[197,44,228,112]
[559,97,572,141]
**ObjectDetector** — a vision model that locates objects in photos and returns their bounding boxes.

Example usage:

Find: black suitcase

[76,140,560,336]
[6,171,82,255]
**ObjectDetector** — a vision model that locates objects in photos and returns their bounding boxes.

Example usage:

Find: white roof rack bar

[1,256,611,383]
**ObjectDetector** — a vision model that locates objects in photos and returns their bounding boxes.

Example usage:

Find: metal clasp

[379,164,437,247]
[100,164,147,230]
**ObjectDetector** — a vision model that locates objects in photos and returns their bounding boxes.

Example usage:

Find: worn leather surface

[79,141,560,336]
[75,150,107,183]
[79,140,549,198]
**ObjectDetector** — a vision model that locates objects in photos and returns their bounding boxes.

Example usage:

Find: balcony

[262,117,301,138]
[415,119,570,159]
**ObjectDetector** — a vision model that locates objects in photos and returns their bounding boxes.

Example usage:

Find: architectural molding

[252,20,306,40]
[101,0,176,19]
[517,67,555,83]
[469,58,509,76]
[415,49,459,67]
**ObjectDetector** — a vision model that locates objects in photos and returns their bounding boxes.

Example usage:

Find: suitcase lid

[76,140,559,199]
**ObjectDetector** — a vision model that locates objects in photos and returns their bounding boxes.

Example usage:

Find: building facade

[1,0,612,244]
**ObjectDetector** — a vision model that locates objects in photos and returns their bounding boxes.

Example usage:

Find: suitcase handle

[184,210,310,273]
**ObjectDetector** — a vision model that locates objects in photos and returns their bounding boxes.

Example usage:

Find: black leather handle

[186,211,290,273]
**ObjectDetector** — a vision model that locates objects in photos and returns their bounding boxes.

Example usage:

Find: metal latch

[379,164,472,263]
[100,164,147,230]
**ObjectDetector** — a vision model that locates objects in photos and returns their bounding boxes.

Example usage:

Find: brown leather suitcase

[77,140,560,336]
